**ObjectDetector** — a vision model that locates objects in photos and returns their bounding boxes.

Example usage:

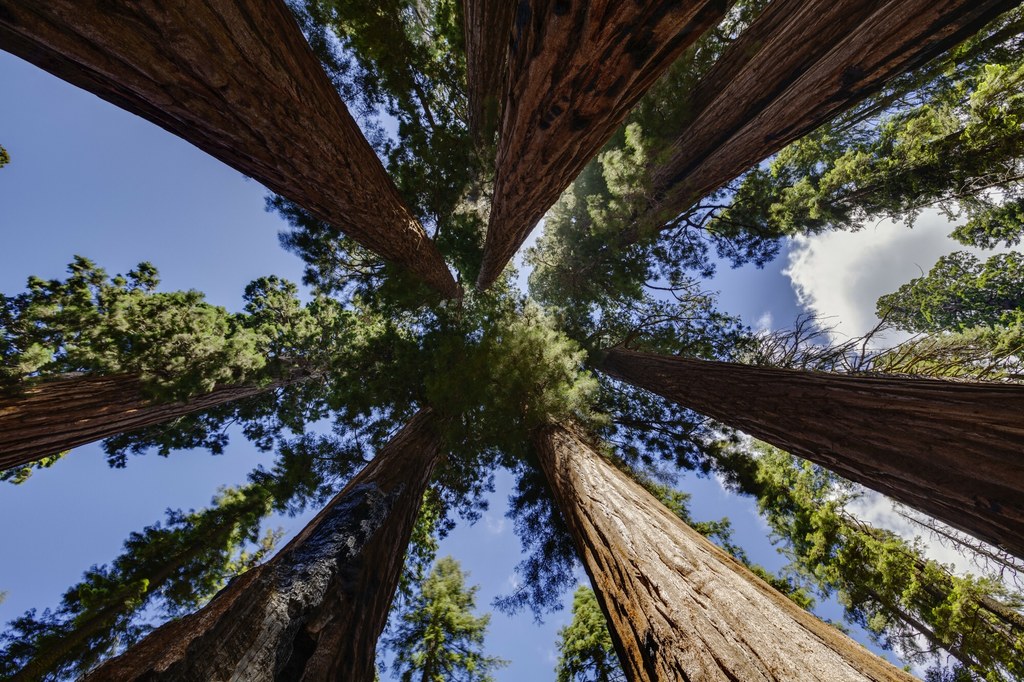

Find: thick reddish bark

[476,0,727,289]
[85,408,444,682]
[462,0,515,148]
[637,0,1017,232]
[0,0,459,298]
[0,374,286,472]
[597,347,1024,559]
[534,423,912,681]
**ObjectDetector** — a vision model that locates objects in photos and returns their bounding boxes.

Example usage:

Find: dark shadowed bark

[462,0,515,149]
[534,422,912,681]
[636,0,1018,234]
[475,0,727,289]
[84,408,444,682]
[597,347,1024,559]
[0,0,459,298]
[0,374,292,472]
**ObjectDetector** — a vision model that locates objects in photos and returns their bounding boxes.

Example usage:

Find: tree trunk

[0,0,459,298]
[636,0,1017,234]
[462,0,515,149]
[533,422,912,681]
[475,0,727,289]
[0,374,289,472]
[84,408,444,682]
[597,347,1024,559]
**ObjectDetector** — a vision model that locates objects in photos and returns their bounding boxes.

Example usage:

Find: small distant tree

[385,555,506,682]
[554,585,625,682]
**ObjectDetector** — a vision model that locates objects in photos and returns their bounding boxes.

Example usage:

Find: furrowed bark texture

[85,408,444,682]
[462,0,515,148]
[0,0,459,298]
[0,374,280,471]
[598,347,1024,559]
[475,0,727,289]
[639,0,1018,232]
[534,423,912,681]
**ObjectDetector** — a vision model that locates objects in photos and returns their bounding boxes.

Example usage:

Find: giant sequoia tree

[2,0,1024,680]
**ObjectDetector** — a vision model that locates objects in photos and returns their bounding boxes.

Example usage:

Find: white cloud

[484,512,507,535]
[782,209,1020,342]
[783,210,967,341]
[754,311,774,332]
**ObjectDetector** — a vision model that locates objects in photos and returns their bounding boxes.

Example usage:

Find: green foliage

[0,144,9,168]
[385,556,506,682]
[951,197,1024,249]
[294,0,481,260]
[720,26,1024,246]
[876,251,1024,333]
[554,586,625,682]
[0,257,267,400]
[871,321,1024,382]
[0,485,278,680]
[10,4,1024,678]
[734,444,1024,679]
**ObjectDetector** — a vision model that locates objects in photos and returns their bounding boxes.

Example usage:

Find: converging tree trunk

[0,374,292,472]
[0,0,459,297]
[533,422,912,681]
[597,347,1024,559]
[636,0,1018,234]
[476,0,727,289]
[84,408,444,682]
[462,0,515,149]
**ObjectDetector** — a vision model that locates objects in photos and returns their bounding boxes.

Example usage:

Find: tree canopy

[2,0,1023,679]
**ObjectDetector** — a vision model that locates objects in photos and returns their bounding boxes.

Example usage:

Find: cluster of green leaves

[731,444,1024,680]
[871,322,1024,382]
[383,556,506,682]
[0,144,9,169]
[721,21,1024,248]
[877,251,1024,333]
[0,485,278,681]
[0,257,265,400]
[0,259,363,405]
[554,586,624,682]
[530,6,1024,323]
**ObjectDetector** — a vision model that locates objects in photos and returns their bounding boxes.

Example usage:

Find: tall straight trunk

[597,347,1024,559]
[0,0,459,298]
[635,0,1017,234]
[0,374,290,472]
[533,422,912,681]
[475,0,727,289]
[84,408,444,682]
[462,0,515,149]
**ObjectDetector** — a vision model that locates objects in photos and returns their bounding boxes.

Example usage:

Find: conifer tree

[729,444,1024,680]
[384,556,505,682]
[2,0,1022,677]
[877,251,1024,333]
[0,260,350,473]
[533,421,912,680]
[554,586,625,682]
[0,484,277,681]
[83,410,444,681]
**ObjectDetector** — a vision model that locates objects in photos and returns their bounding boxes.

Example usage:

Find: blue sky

[0,45,987,678]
